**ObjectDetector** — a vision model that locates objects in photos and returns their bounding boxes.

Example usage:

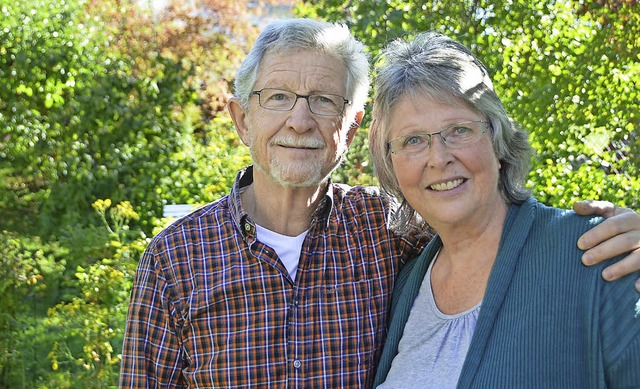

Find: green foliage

[0,0,262,385]
[0,231,68,386]
[299,0,640,209]
[1,0,195,234]
[332,125,378,186]
[0,0,261,239]
[0,200,147,388]
[42,199,145,388]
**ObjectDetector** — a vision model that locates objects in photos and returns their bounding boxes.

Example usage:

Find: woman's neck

[430,201,509,314]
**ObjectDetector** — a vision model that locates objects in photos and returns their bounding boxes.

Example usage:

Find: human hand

[574,200,640,292]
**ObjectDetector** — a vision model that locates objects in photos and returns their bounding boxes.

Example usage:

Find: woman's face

[388,95,504,231]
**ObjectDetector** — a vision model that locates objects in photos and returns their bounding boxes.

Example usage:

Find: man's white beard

[251,139,348,188]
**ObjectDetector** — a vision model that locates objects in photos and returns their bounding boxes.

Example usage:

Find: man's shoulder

[330,184,401,220]
[154,195,233,240]
[332,183,392,204]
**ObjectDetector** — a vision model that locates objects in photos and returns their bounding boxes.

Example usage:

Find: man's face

[237,50,357,188]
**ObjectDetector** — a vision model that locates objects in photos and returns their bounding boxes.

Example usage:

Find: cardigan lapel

[457,198,536,387]
[376,236,443,383]
[391,236,443,330]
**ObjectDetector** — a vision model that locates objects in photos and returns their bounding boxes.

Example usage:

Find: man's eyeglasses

[388,120,491,156]
[251,88,351,116]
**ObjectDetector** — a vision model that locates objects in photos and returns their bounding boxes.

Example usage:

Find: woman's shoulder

[523,198,604,234]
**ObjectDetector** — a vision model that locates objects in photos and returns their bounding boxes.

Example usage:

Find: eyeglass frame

[251,88,352,117]
[387,120,491,156]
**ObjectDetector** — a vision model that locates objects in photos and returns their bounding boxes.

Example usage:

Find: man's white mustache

[271,135,325,149]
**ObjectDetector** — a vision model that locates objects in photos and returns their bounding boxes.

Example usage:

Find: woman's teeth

[430,179,464,191]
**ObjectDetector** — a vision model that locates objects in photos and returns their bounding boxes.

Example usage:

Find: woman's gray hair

[369,31,533,233]
[233,18,370,121]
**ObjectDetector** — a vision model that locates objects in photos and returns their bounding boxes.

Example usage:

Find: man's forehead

[256,50,347,92]
[260,49,343,71]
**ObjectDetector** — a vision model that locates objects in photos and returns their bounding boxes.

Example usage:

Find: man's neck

[241,172,328,237]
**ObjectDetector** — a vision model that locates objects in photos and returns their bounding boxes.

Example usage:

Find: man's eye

[313,95,339,107]
[270,93,287,101]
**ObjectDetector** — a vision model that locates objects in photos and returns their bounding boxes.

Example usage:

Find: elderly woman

[370,32,640,388]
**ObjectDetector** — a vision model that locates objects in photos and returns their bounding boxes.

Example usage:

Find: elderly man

[120,18,640,388]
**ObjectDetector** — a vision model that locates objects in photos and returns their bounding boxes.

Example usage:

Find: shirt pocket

[317,279,385,366]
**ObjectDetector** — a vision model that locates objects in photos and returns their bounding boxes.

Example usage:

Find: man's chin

[252,161,316,187]
[275,172,327,188]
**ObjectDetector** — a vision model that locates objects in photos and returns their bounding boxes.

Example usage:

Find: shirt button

[293,360,302,369]
[244,222,251,231]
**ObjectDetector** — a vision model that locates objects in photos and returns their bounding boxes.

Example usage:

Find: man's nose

[287,96,315,133]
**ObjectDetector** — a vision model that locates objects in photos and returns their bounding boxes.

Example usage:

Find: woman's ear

[228,97,251,147]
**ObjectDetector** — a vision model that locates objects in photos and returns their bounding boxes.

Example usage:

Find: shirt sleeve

[119,244,185,388]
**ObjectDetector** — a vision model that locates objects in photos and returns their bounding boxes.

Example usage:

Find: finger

[582,235,640,268]
[578,211,640,252]
[612,205,634,217]
[599,247,640,285]
[573,200,616,218]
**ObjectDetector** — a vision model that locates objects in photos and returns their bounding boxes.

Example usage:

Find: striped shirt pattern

[119,167,427,388]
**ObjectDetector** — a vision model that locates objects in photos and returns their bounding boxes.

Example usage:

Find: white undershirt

[255,224,308,280]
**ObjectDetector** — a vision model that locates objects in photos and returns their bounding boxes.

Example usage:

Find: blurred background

[1,0,638,386]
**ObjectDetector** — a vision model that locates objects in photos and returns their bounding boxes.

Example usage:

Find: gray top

[377,252,481,389]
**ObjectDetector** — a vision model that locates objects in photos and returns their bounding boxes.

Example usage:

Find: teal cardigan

[374,198,640,388]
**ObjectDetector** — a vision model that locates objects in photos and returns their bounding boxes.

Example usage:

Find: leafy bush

[0,231,67,386]
[43,200,145,388]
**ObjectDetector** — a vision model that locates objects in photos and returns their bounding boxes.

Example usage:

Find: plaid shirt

[119,167,428,388]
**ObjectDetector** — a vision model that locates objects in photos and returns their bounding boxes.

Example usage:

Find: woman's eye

[404,135,425,146]
[453,126,472,135]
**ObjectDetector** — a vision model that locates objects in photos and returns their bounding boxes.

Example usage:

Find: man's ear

[228,97,251,147]
[346,110,365,147]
